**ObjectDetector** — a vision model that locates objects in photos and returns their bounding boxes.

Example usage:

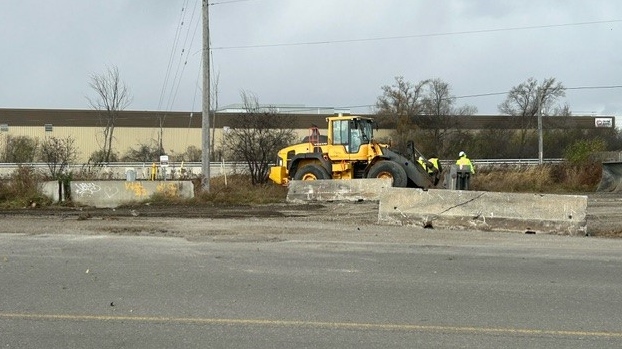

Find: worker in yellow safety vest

[150,162,157,180]
[417,156,430,172]
[424,155,442,186]
[456,151,475,174]
[427,155,442,175]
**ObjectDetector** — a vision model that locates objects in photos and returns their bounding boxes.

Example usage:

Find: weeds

[472,162,601,193]
[191,174,288,205]
[0,166,52,208]
[0,162,605,209]
[140,174,288,206]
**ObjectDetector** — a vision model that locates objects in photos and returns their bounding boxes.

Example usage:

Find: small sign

[160,155,169,167]
[595,118,613,128]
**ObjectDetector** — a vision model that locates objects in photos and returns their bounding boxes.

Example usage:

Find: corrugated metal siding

[1,126,322,162]
[1,108,613,129]
[0,108,615,163]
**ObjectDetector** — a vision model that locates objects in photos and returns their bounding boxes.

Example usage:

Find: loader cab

[329,116,374,154]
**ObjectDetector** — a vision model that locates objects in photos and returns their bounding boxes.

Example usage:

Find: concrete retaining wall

[287,179,392,203]
[378,188,588,235]
[42,181,194,208]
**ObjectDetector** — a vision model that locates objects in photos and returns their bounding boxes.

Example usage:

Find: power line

[158,2,191,111]
[334,84,622,111]
[566,85,622,91]
[211,19,622,50]
[454,92,509,100]
[209,0,255,5]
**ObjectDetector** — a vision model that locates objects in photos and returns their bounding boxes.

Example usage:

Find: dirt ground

[0,192,620,238]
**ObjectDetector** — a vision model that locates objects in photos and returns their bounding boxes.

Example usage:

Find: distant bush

[88,149,119,164]
[564,139,606,165]
[0,166,51,208]
[121,142,163,163]
[1,135,39,163]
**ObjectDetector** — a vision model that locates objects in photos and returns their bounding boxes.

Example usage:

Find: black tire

[367,160,408,187]
[294,164,331,181]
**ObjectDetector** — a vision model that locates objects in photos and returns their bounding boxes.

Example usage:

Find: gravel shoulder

[0,193,620,239]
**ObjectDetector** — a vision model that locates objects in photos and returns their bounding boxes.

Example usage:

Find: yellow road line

[1,312,621,338]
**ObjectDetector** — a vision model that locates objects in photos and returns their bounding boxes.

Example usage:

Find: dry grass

[190,174,288,205]
[471,162,602,193]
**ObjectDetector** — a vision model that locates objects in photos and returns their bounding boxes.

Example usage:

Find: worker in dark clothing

[427,154,442,186]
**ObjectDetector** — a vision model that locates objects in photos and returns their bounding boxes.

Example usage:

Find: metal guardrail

[0,159,566,180]
[0,162,249,180]
[472,158,564,166]
[0,159,565,169]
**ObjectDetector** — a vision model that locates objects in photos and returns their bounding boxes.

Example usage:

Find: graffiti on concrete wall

[156,182,180,197]
[124,182,148,197]
[71,181,185,203]
[74,182,121,198]
[74,183,101,197]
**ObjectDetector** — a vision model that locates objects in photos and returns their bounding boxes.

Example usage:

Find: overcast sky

[1,0,621,116]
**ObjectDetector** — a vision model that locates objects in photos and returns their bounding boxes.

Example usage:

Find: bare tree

[375,77,477,158]
[375,76,429,154]
[39,136,78,179]
[417,78,477,158]
[221,91,297,185]
[498,77,565,158]
[87,66,132,163]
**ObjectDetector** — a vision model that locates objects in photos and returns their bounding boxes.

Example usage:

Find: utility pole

[201,0,211,191]
[537,90,543,165]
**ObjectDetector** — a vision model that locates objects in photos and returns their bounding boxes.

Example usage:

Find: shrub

[564,139,606,165]
[0,166,51,208]
[88,149,119,164]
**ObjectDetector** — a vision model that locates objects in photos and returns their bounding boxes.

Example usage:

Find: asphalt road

[2,229,622,348]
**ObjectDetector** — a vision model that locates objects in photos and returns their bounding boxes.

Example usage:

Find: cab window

[332,120,349,146]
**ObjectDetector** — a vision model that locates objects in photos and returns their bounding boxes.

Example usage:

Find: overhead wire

[153,0,192,144]
[332,85,622,112]
[209,0,256,5]
[155,0,202,152]
[211,19,622,50]
[202,2,622,114]
[164,0,201,113]
[157,0,191,111]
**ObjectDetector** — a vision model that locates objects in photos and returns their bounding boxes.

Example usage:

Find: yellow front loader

[269,115,439,188]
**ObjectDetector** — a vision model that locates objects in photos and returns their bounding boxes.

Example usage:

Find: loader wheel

[367,161,408,187]
[294,164,331,181]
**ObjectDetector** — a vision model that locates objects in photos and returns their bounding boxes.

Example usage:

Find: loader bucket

[597,161,622,192]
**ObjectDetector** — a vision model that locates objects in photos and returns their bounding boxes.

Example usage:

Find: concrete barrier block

[287,179,392,203]
[66,181,194,208]
[42,181,61,202]
[378,188,588,235]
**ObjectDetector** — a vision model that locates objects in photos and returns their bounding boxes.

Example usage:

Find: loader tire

[367,161,408,187]
[294,164,331,181]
